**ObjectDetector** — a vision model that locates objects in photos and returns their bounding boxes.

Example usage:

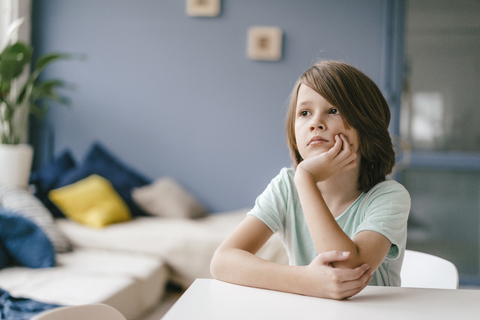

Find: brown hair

[285,61,395,192]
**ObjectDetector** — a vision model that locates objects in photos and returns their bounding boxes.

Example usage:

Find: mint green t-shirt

[248,167,411,286]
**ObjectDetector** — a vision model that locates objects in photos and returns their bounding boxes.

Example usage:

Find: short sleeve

[247,168,292,235]
[354,181,411,260]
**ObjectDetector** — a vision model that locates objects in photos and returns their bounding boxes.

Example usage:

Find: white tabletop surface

[161,279,480,320]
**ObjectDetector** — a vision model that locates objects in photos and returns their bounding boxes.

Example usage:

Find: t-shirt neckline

[335,191,366,221]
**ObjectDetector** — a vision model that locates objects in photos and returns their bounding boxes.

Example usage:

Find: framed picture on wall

[186,0,221,17]
[247,26,283,61]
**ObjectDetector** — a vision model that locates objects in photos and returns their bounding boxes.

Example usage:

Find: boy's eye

[300,110,310,117]
[329,108,340,115]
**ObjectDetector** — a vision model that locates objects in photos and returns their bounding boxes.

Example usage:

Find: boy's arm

[210,215,372,300]
[294,135,392,271]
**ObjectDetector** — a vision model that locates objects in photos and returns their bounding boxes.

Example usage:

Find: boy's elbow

[210,249,223,279]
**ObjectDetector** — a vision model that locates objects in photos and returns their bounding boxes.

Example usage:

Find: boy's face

[294,84,359,161]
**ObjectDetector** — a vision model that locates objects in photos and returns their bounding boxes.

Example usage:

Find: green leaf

[0,41,84,144]
[16,80,33,105]
[0,42,32,81]
[29,102,49,120]
[31,53,71,80]
[31,79,64,101]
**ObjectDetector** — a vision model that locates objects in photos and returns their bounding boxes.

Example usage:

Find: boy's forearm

[294,170,360,268]
[211,247,372,300]
[211,248,308,296]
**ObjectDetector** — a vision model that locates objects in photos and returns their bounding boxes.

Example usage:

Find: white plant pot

[0,144,34,189]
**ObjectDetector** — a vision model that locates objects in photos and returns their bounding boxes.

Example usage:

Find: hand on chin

[297,134,357,183]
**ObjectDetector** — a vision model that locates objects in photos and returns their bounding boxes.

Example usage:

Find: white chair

[401,249,459,289]
[30,303,126,320]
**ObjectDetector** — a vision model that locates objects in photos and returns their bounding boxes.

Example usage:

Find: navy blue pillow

[30,150,77,218]
[56,142,152,217]
[0,209,56,268]
[29,150,77,194]
[0,241,11,270]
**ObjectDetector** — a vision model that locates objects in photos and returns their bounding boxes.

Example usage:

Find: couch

[0,207,287,319]
[0,143,288,319]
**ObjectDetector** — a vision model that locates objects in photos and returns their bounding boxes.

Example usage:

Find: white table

[161,279,480,320]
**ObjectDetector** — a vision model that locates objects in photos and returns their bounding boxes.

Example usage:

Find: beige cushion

[132,177,206,219]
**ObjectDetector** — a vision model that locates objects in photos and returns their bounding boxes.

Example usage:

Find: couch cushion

[0,184,71,253]
[56,248,168,316]
[56,142,151,217]
[132,177,207,219]
[0,249,168,320]
[49,175,131,228]
[57,209,288,288]
[0,209,55,269]
[0,267,136,316]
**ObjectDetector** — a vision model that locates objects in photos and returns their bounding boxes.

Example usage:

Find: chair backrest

[30,303,127,320]
[401,249,459,289]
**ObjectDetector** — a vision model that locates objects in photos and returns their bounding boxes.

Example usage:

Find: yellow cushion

[49,174,131,228]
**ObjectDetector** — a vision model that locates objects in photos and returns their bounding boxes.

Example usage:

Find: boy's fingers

[336,264,370,282]
[339,276,371,299]
[337,151,357,172]
[337,134,357,167]
[340,134,353,153]
[342,158,357,171]
[316,250,350,264]
[328,135,343,157]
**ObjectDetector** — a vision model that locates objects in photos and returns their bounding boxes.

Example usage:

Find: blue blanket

[0,288,61,320]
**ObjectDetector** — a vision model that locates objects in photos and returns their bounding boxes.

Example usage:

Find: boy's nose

[310,117,325,131]
[309,124,324,131]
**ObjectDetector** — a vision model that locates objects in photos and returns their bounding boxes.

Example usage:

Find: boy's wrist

[294,166,317,190]
[281,265,310,296]
[295,164,312,181]
[296,265,315,295]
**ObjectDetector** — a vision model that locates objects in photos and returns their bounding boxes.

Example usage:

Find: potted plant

[0,37,71,189]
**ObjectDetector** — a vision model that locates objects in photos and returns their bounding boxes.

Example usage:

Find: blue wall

[31,0,403,213]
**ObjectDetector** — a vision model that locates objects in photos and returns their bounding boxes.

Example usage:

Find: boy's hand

[302,251,372,300]
[296,134,357,183]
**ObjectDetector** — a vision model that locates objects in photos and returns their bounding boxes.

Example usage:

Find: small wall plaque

[186,0,221,17]
[247,26,283,61]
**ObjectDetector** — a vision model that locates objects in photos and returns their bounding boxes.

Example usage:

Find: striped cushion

[0,184,71,253]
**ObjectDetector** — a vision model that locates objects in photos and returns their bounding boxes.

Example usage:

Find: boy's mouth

[308,136,329,146]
